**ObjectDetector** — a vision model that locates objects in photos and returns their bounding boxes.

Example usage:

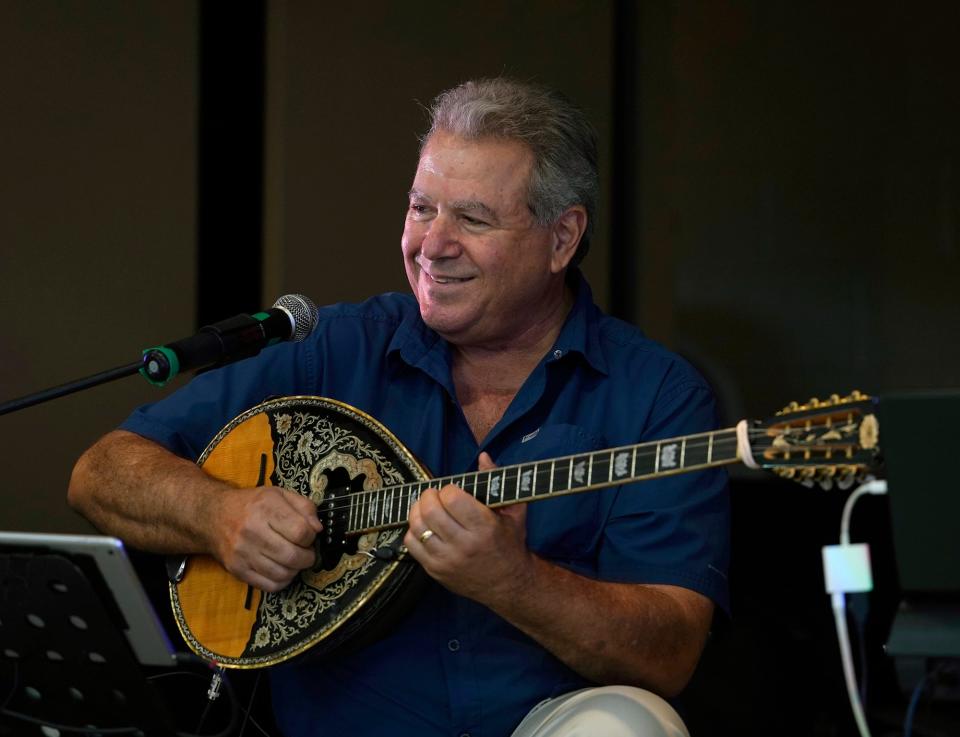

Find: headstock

[745,391,880,490]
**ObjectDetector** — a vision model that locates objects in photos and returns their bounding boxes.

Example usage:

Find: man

[69,78,729,737]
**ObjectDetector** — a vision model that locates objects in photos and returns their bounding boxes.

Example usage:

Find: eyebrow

[408,189,500,223]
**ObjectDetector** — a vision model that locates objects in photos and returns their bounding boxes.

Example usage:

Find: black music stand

[0,533,178,736]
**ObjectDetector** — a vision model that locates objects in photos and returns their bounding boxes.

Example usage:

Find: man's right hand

[68,430,323,594]
[212,485,323,592]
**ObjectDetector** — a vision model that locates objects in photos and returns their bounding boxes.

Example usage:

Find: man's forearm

[68,429,225,555]
[486,554,713,697]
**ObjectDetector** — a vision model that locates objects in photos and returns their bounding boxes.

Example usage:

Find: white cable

[823,479,888,737]
[831,591,872,737]
[840,479,887,545]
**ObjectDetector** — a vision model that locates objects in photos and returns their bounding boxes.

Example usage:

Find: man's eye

[409,204,429,216]
[463,215,487,227]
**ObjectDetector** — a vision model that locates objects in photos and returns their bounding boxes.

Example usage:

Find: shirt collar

[387,268,609,383]
[387,303,456,394]
[550,268,609,376]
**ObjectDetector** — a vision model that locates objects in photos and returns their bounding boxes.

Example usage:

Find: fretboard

[344,427,740,536]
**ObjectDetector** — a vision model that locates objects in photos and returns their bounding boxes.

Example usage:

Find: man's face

[402,131,564,348]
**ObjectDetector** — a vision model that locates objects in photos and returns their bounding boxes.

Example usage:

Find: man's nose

[420,214,462,259]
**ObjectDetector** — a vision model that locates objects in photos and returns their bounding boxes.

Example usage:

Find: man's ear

[550,205,587,273]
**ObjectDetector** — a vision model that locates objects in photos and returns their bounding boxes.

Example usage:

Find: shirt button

[553,349,563,359]
[447,639,460,652]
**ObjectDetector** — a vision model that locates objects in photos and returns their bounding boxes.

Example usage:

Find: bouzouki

[170,391,881,668]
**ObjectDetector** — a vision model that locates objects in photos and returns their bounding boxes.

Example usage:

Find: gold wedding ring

[418,529,435,544]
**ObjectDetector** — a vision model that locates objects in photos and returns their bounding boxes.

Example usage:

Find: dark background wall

[1,2,957,735]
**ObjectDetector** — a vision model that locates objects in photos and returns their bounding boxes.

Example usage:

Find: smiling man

[69,78,730,737]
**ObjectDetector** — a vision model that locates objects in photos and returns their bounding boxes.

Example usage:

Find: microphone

[140,294,319,386]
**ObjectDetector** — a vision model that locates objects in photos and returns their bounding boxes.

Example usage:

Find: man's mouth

[424,271,473,285]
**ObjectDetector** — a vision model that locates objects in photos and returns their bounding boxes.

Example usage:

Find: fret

[587,454,594,486]
[347,493,356,532]
[656,440,682,472]
[369,490,379,527]
[713,432,737,462]
[680,438,687,469]
[516,463,537,500]
[488,468,506,503]
[463,474,476,496]
[380,488,390,526]
[685,435,709,468]
[566,457,574,491]
[367,489,378,527]
[498,465,517,501]
[475,472,489,504]
[707,433,714,463]
[570,455,591,490]
[611,449,632,481]
[386,487,395,524]
[548,461,555,496]
[535,462,552,497]
[591,452,609,487]
[654,442,661,473]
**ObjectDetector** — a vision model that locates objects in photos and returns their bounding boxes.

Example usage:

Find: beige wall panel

[0,2,197,532]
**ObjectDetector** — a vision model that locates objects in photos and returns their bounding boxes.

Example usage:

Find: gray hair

[423,78,599,265]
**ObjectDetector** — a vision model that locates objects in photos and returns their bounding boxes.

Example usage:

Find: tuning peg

[836,469,858,490]
[778,400,800,415]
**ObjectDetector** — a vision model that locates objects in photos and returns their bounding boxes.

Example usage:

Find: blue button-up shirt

[121,271,730,737]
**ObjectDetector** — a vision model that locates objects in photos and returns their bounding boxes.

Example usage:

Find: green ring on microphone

[140,346,180,387]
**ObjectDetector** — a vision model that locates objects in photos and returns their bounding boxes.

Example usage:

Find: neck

[452,282,574,393]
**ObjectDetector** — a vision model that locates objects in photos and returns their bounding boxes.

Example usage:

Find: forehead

[414,132,533,206]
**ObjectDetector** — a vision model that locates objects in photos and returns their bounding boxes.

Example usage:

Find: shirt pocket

[499,424,611,566]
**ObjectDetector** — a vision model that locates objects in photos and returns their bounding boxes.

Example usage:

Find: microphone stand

[1,296,317,418]
[0,359,147,417]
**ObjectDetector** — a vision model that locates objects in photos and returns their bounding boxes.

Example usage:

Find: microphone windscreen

[273,294,319,341]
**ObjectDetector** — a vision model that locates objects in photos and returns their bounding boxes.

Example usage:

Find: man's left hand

[404,452,534,606]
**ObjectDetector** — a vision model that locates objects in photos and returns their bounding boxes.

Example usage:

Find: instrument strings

[315,430,746,520]
[312,422,864,521]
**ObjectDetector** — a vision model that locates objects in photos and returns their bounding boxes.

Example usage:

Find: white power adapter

[822,543,873,594]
